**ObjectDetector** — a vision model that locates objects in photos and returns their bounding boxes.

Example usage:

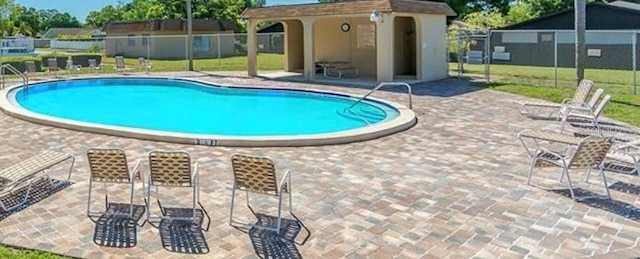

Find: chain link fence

[0,32,285,78]
[450,29,640,95]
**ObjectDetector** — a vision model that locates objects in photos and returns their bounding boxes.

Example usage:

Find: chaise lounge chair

[88,59,103,74]
[559,94,611,135]
[0,151,75,211]
[514,79,594,119]
[66,59,81,74]
[138,58,152,73]
[605,139,640,176]
[229,154,293,232]
[24,61,37,79]
[115,56,132,74]
[47,58,60,77]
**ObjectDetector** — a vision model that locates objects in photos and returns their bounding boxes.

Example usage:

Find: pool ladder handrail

[348,82,412,110]
[1,64,28,93]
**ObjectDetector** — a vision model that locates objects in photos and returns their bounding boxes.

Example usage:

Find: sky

[16,0,315,23]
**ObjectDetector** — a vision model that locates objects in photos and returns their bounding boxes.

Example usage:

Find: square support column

[302,18,315,81]
[247,19,258,77]
[376,14,394,83]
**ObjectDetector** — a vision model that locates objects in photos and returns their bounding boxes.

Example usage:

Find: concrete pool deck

[0,71,638,258]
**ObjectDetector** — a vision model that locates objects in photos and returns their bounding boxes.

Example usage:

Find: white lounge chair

[559,94,611,135]
[24,61,37,79]
[88,59,103,73]
[0,151,75,211]
[115,56,132,73]
[229,154,293,232]
[66,59,81,74]
[527,136,613,201]
[145,150,208,227]
[138,58,152,73]
[605,139,640,176]
[47,58,60,77]
[86,148,142,219]
[514,79,594,119]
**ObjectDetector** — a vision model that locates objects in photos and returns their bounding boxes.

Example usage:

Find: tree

[47,12,81,28]
[0,0,14,35]
[575,0,586,83]
[504,1,536,25]
[463,10,506,29]
[85,5,124,28]
[10,6,41,35]
[84,0,266,32]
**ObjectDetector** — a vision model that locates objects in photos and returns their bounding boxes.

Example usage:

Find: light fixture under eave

[370,10,382,23]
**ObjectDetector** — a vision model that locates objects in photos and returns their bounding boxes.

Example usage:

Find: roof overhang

[241,0,456,20]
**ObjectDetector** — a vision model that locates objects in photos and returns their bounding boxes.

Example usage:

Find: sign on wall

[357,24,375,49]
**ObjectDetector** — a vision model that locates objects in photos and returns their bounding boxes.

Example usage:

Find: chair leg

[564,168,577,201]
[129,181,135,219]
[192,184,197,224]
[87,179,93,216]
[585,168,592,183]
[276,192,283,232]
[288,186,293,215]
[229,187,236,226]
[560,115,569,134]
[144,177,151,222]
[527,158,536,185]
[599,167,611,199]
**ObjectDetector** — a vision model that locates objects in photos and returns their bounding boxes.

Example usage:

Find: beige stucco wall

[283,20,304,72]
[105,31,236,60]
[313,17,377,77]
[247,11,450,82]
[415,14,448,81]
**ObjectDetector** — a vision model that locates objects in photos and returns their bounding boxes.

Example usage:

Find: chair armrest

[279,169,291,193]
[560,97,573,104]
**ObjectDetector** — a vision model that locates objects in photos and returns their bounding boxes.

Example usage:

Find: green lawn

[1,51,285,72]
[450,63,640,127]
[0,245,69,259]
[103,53,284,72]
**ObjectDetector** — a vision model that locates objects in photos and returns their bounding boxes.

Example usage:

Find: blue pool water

[15,78,399,136]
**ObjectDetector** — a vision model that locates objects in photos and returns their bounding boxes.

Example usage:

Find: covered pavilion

[241,0,456,83]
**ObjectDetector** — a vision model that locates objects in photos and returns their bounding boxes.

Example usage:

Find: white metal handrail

[348,82,412,110]
[1,64,28,93]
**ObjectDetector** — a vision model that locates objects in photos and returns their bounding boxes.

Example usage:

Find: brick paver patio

[0,72,638,258]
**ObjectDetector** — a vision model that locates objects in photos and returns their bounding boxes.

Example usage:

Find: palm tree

[12,21,33,36]
[575,0,586,85]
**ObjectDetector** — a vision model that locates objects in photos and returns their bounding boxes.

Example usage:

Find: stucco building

[241,0,456,83]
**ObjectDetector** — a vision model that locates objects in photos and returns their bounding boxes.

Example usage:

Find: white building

[1,34,35,56]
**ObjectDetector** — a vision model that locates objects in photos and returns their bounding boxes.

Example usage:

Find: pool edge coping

[0,75,417,147]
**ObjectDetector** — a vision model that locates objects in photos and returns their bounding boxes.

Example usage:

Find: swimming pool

[0,77,416,146]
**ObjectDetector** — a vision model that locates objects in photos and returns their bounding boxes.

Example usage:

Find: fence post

[554,31,558,88]
[218,33,221,70]
[485,30,491,83]
[633,31,637,95]
[184,36,189,70]
[457,30,463,78]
